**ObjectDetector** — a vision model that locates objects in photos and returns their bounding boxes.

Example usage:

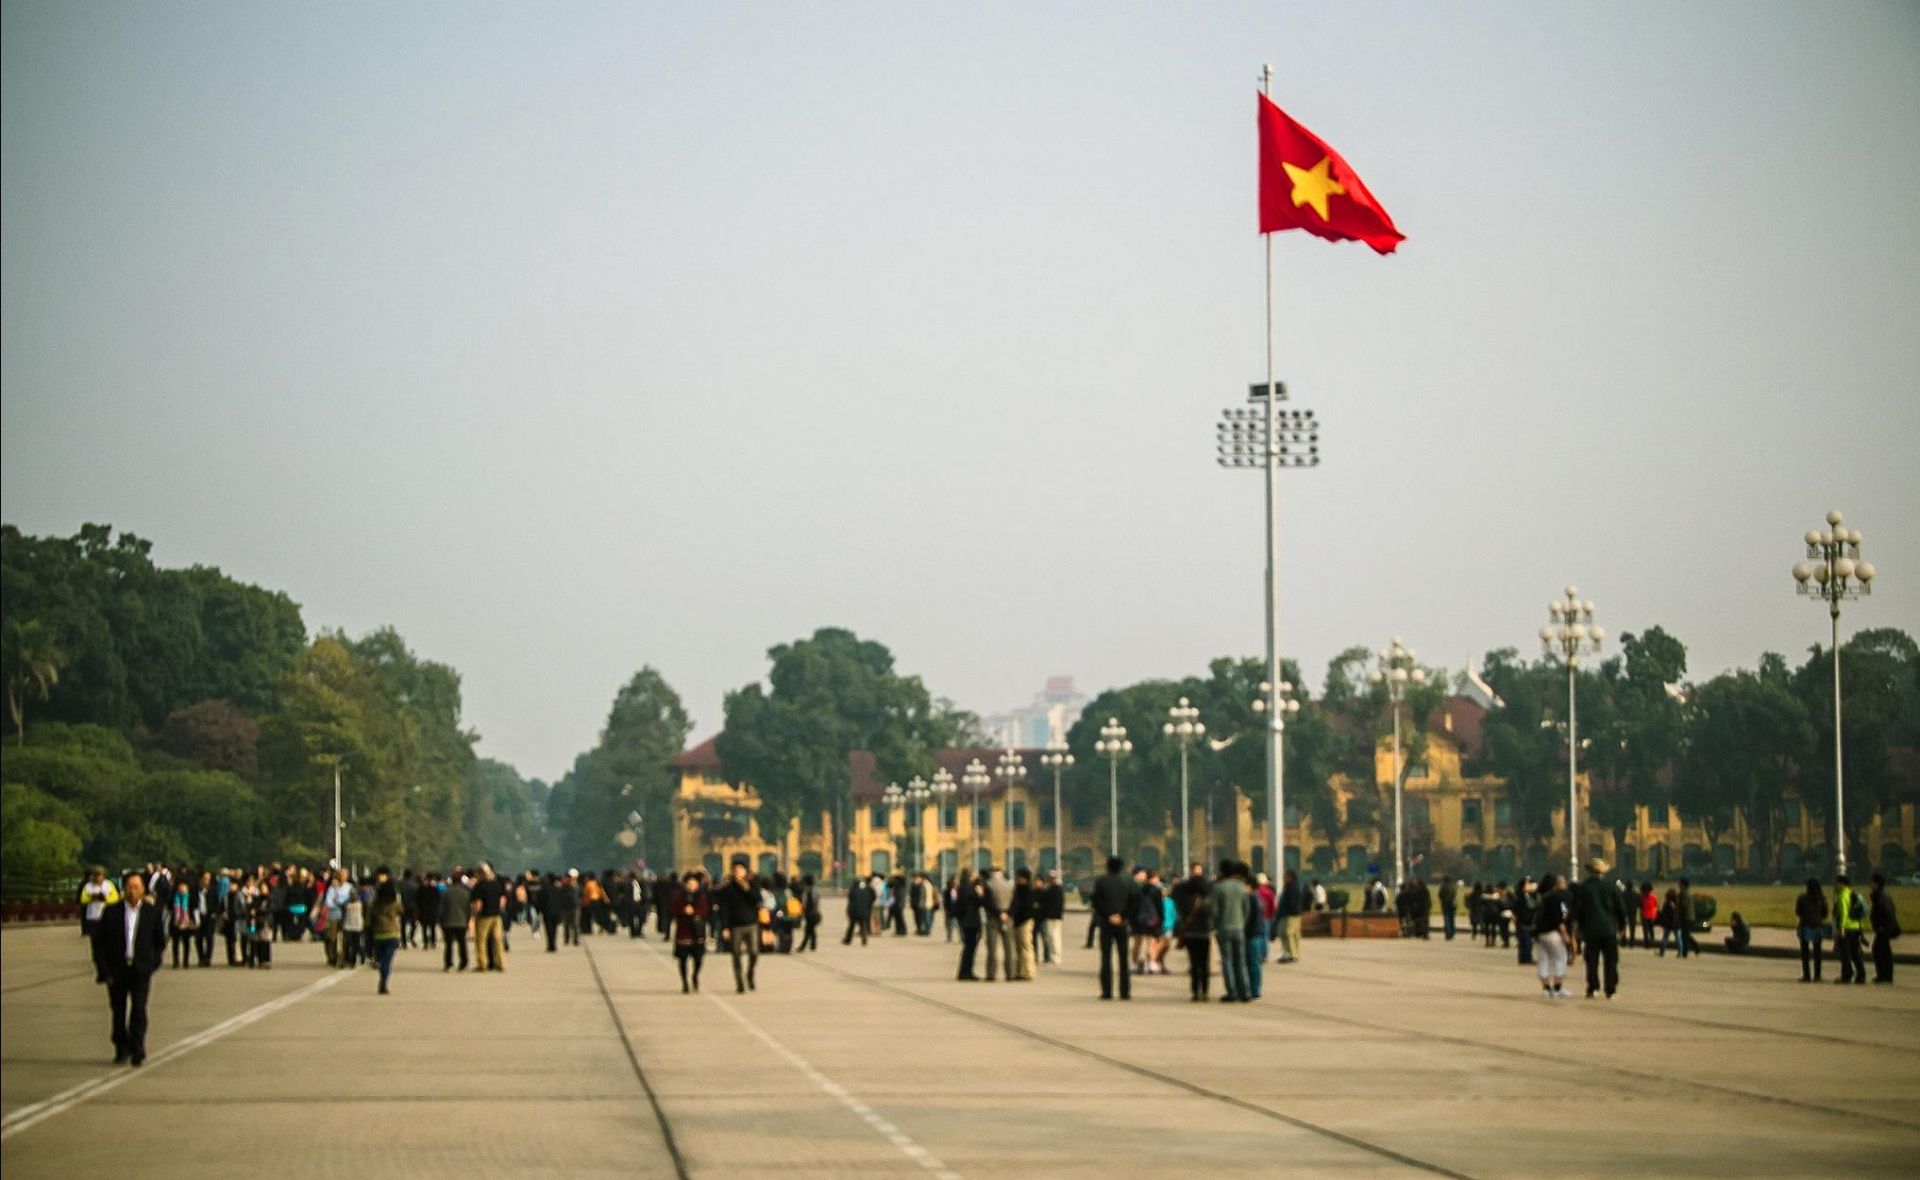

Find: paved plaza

[3,920,1916,1180]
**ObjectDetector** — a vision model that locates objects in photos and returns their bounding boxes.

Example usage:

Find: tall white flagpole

[1260,64,1287,888]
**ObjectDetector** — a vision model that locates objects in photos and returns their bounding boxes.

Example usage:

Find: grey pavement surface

[3,920,1917,1179]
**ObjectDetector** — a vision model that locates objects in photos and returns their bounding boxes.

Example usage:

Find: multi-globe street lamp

[1162,698,1207,872]
[1540,587,1604,883]
[995,748,1028,871]
[929,766,956,875]
[1369,638,1427,890]
[1792,510,1876,876]
[962,758,991,868]
[1039,737,1074,878]
[1217,393,1321,901]
[1094,718,1132,857]
[882,781,907,871]
[1250,679,1298,873]
[885,776,932,873]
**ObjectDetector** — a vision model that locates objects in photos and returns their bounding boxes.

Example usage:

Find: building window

[1010,803,1027,829]
[1407,798,1430,827]
[941,804,958,831]
[869,804,887,830]
[1040,804,1056,828]
[1494,800,1512,828]
[1782,799,1801,825]
[974,803,991,830]
[1462,799,1483,829]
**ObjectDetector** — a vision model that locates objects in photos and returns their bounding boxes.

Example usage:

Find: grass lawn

[1681,882,1919,928]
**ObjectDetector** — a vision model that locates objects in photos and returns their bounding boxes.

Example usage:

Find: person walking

[1574,858,1626,1000]
[224,873,249,966]
[1037,870,1065,964]
[953,869,984,980]
[798,874,821,952]
[1675,878,1698,959]
[1532,874,1575,999]
[1089,857,1136,1000]
[1868,873,1899,984]
[91,871,165,1066]
[1833,873,1867,985]
[671,872,711,993]
[416,873,442,950]
[1637,882,1658,949]
[440,873,472,972]
[340,881,365,968]
[321,869,352,968]
[191,871,218,966]
[167,879,198,970]
[1276,869,1304,964]
[715,861,761,993]
[1511,876,1539,966]
[1169,861,1212,1001]
[1213,860,1252,1003]
[843,874,875,946]
[1010,867,1037,981]
[79,867,120,940]
[1438,877,1458,941]
[982,867,1015,982]
[471,863,508,972]
[369,876,403,994]
[247,877,274,969]
[1244,867,1271,999]
[1794,878,1827,983]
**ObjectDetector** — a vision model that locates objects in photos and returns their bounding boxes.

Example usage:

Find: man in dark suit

[91,871,166,1066]
[1089,856,1137,1000]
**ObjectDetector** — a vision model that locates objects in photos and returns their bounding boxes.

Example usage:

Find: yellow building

[669,702,1918,882]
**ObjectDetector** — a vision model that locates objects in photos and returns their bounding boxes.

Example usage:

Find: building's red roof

[669,735,723,770]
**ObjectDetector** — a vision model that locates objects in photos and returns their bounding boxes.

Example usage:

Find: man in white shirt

[90,872,166,1066]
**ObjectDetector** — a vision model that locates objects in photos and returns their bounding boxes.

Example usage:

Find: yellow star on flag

[1282,156,1345,222]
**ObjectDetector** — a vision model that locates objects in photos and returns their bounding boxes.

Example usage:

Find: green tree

[1,782,88,898]
[1792,627,1920,869]
[2,618,64,745]
[1475,649,1562,863]
[1679,669,1810,876]
[147,699,261,779]
[552,668,691,871]
[717,628,960,868]
[1587,627,1688,863]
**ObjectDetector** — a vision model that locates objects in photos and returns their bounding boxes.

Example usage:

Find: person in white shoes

[1532,873,1577,999]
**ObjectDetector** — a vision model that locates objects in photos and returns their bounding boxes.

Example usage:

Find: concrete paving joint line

[791,953,1475,1180]
[704,993,965,1180]
[629,937,963,1180]
[582,941,692,1180]
[0,969,347,1141]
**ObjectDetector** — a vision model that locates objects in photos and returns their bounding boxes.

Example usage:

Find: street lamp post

[1369,638,1427,890]
[1250,679,1299,874]
[962,758,991,869]
[1793,511,1876,877]
[883,781,906,874]
[1094,719,1132,858]
[1218,395,1321,911]
[1039,738,1074,877]
[1162,699,1206,871]
[929,767,956,876]
[995,748,1028,870]
[1539,587,1604,883]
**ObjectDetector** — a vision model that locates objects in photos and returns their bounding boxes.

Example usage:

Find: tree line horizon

[4,523,1915,895]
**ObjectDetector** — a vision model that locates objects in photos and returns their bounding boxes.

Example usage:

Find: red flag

[1257,94,1403,255]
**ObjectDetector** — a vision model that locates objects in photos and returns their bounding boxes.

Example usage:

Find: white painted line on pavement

[1,970,347,1140]
[706,993,963,1180]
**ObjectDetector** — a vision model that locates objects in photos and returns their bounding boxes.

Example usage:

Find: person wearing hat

[1574,857,1628,1000]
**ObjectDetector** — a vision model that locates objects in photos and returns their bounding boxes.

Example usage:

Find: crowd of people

[71,849,1901,1069]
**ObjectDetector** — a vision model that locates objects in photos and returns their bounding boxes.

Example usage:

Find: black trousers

[843,916,869,945]
[223,924,239,965]
[194,924,216,965]
[1098,922,1131,998]
[1836,931,1866,982]
[442,927,469,970]
[545,918,560,952]
[1583,934,1619,996]
[106,967,153,1057]
[1871,932,1894,982]
[958,926,980,978]
[800,918,819,952]
[1183,934,1210,997]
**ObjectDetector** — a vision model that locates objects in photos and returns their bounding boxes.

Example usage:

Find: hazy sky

[5,2,1917,782]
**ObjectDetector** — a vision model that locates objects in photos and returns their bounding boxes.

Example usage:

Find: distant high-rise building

[984,676,1088,749]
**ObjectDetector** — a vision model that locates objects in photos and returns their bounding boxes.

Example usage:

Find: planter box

[1301,909,1401,939]
[0,901,82,924]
